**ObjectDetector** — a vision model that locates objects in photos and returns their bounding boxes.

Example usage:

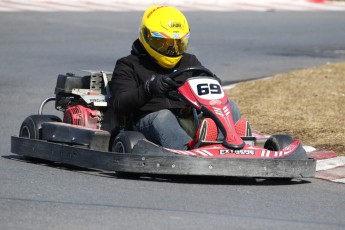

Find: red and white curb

[1,0,345,12]
[311,152,345,183]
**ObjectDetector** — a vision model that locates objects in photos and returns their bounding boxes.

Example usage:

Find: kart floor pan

[11,136,316,178]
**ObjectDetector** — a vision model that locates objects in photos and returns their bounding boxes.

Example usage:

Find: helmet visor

[146,31,189,57]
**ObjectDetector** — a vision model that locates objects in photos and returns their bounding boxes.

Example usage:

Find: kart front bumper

[11,136,316,178]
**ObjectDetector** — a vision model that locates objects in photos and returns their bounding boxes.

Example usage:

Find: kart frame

[10,67,316,179]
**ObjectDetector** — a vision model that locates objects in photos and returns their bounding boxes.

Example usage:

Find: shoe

[187,118,218,149]
[235,118,252,136]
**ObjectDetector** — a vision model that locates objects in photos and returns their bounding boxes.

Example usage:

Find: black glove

[145,75,178,95]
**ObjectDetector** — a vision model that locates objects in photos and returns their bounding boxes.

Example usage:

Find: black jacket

[111,39,204,120]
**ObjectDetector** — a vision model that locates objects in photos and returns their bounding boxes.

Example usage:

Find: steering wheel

[168,66,215,82]
[166,66,218,101]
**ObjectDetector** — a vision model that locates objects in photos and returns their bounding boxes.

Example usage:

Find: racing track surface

[1,12,345,230]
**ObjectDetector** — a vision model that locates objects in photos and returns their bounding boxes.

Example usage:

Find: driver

[111,5,242,150]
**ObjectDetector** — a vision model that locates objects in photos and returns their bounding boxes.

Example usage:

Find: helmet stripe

[151,31,169,38]
[151,31,190,39]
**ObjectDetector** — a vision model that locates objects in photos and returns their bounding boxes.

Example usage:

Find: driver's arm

[111,59,151,114]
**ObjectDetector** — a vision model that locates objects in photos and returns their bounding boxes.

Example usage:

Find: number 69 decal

[188,78,225,100]
[197,83,222,96]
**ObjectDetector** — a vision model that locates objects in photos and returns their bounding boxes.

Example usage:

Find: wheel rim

[20,125,31,138]
[113,142,126,153]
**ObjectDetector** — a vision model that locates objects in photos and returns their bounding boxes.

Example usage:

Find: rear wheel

[19,114,62,139]
[19,114,62,162]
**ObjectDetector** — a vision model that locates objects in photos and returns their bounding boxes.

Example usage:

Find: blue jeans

[136,100,241,150]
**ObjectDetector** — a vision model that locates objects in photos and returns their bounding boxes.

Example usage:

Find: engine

[63,105,102,129]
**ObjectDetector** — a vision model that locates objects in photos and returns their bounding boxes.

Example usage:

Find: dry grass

[226,62,345,155]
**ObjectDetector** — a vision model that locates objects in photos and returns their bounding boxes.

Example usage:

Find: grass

[225,62,345,155]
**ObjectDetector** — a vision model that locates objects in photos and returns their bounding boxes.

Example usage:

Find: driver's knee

[152,109,176,125]
[138,109,178,130]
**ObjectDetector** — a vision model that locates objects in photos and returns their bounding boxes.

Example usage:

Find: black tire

[19,114,62,140]
[111,131,145,153]
[264,134,307,181]
[111,131,146,179]
[264,134,294,151]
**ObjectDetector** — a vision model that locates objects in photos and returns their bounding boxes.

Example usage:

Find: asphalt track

[1,11,345,230]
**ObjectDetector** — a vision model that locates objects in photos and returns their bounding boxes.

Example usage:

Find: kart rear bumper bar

[11,136,316,178]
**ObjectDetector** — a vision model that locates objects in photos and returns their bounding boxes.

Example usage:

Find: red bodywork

[168,77,302,159]
[166,141,301,159]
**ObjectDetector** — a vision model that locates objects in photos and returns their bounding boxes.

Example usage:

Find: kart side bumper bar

[11,136,316,178]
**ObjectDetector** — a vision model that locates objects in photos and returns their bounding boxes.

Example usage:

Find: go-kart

[11,67,316,179]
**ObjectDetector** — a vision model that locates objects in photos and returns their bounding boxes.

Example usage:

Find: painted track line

[1,0,345,12]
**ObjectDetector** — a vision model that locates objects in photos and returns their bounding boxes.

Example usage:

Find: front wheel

[19,114,62,140]
[111,131,146,179]
[264,134,294,151]
[111,131,146,153]
[264,134,308,181]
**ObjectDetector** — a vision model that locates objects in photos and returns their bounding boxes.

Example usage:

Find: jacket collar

[131,39,148,57]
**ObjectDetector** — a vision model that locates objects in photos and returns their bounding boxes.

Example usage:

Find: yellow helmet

[139,6,190,69]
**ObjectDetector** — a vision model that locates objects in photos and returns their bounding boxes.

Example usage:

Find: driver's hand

[145,75,178,95]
